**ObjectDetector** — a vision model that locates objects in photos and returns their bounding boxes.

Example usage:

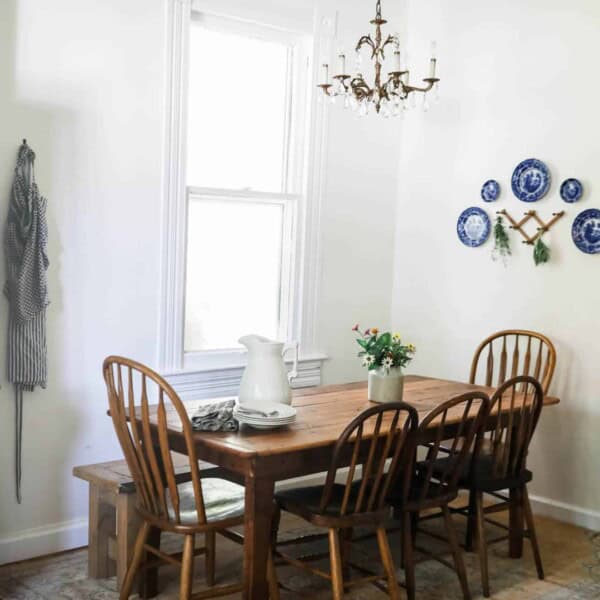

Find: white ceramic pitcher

[238,335,299,406]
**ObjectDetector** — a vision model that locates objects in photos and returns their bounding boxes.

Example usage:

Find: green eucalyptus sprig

[492,215,511,264]
[533,236,550,265]
[352,325,415,373]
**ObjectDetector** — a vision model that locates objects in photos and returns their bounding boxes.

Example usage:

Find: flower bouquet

[352,325,416,403]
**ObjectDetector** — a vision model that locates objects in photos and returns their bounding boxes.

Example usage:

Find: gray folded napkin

[191,399,238,432]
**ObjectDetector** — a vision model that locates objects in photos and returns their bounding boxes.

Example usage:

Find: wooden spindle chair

[271,402,419,600]
[103,356,278,600]
[387,391,490,600]
[470,329,556,394]
[458,376,545,597]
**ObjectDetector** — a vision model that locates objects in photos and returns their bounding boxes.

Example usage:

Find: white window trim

[158,0,336,398]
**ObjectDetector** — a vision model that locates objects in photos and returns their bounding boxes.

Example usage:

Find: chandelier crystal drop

[318,0,440,117]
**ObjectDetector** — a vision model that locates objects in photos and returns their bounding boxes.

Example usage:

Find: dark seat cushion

[276,483,356,518]
[421,452,532,493]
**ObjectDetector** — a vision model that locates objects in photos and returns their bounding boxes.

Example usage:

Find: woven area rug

[0,512,599,599]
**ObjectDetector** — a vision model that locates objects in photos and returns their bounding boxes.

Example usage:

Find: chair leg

[509,487,524,558]
[402,512,416,600]
[340,527,353,581]
[328,528,345,600]
[120,521,150,600]
[475,492,490,598]
[268,504,281,599]
[465,488,477,552]
[522,487,545,580]
[267,550,281,600]
[180,534,195,600]
[442,504,471,600]
[205,530,215,586]
[376,527,401,600]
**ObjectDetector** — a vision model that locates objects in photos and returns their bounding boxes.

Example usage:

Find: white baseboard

[2,487,596,567]
[528,494,600,532]
[0,518,88,566]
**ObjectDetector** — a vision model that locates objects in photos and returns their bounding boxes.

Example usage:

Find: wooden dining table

[139,374,559,599]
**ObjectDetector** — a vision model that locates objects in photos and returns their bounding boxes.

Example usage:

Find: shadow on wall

[0,0,80,551]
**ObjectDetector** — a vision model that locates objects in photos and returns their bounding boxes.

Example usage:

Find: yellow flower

[392,333,401,343]
[407,343,416,352]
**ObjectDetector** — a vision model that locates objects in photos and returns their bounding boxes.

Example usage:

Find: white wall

[0,0,402,562]
[393,0,600,527]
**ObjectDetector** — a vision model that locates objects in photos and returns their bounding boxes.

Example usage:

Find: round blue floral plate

[572,208,600,254]
[457,207,491,247]
[481,180,500,202]
[511,158,551,202]
[560,178,583,203]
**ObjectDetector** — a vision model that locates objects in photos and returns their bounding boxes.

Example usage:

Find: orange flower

[371,327,379,335]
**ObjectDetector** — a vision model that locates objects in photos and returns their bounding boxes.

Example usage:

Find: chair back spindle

[103,356,208,526]
[418,392,490,502]
[319,403,419,516]
[481,376,544,480]
[470,330,556,394]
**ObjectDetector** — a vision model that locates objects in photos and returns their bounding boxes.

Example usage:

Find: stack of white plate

[233,403,296,430]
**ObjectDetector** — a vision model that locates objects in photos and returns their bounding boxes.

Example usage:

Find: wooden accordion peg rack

[496,209,565,245]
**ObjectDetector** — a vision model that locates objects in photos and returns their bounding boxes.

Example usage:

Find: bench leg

[116,493,143,592]
[88,486,116,579]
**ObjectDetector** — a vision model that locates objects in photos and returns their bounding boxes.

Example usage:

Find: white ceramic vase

[368,367,404,403]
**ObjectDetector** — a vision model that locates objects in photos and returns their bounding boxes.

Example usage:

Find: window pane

[184,197,284,351]
[187,23,289,192]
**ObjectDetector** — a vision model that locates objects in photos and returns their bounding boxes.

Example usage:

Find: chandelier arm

[355,35,375,54]
[402,77,439,94]
[380,34,397,59]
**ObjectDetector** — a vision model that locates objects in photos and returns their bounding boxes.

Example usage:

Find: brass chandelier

[318,0,440,117]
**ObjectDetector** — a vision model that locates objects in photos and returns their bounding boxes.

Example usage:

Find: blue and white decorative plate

[511,158,551,202]
[572,209,600,254]
[457,207,491,247]
[560,178,583,203]
[481,180,500,202]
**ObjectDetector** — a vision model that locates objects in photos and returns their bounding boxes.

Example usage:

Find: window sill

[162,353,328,401]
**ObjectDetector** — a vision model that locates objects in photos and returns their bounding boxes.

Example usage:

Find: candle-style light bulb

[429,40,437,78]
[337,52,346,75]
[354,50,362,72]
[321,63,329,85]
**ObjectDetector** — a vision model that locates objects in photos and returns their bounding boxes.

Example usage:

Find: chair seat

[276,481,390,525]
[387,477,458,511]
[421,452,533,493]
[166,478,245,525]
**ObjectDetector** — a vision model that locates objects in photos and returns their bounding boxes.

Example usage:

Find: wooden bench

[73,455,222,590]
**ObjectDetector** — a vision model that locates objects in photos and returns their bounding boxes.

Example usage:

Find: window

[160,1,330,393]
[183,13,308,362]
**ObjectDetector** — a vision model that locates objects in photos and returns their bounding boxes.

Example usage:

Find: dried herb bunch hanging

[492,215,511,263]
[533,236,550,265]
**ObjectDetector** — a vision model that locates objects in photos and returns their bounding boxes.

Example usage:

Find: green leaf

[378,332,392,346]
[533,237,550,266]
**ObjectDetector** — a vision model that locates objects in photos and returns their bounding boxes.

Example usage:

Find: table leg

[243,474,275,599]
[509,487,524,558]
[138,526,161,598]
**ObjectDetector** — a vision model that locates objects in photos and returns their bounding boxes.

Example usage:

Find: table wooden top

[152,375,559,459]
